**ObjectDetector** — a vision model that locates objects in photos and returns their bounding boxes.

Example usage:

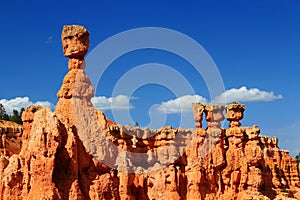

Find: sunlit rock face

[61,25,90,58]
[0,25,299,200]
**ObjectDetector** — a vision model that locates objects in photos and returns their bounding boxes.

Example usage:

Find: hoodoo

[0,25,299,200]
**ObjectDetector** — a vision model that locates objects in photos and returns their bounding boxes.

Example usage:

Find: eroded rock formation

[0,120,23,156]
[0,25,299,200]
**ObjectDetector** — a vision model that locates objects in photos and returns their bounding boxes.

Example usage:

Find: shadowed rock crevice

[0,25,299,200]
[52,122,72,200]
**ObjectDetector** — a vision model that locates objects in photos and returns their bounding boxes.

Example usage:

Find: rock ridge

[0,25,299,200]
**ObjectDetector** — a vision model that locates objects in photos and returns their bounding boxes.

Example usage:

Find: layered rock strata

[0,120,23,156]
[0,25,299,200]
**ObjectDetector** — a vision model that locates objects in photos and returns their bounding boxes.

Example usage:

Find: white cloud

[213,86,283,104]
[155,87,282,114]
[0,97,55,114]
[0,95,135,114]
[91,95,135,111]
[157,95,207,114]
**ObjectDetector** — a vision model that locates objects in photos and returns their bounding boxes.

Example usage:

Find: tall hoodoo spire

[55,25,94,124]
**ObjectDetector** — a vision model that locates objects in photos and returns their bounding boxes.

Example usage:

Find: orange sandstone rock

[61,25,90,58]
[0,25,299,200]
[0,119,23,157]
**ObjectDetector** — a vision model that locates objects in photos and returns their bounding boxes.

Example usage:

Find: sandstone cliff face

[0,120,23,156]
[0,25,299,200]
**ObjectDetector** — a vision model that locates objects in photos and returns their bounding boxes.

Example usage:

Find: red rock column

[55,25,94,125]
[186,103,206,199]
[202,104,225,197]
[205,104,225,169]
[225,102,245,128]
[224,103,264,196]
[222,103,246,195]
[224,102,245,152]
[53,25,93,199]
[54,25,121,200]
[192,103,205,129]
[191,103,206,147]
[243,126,263,193]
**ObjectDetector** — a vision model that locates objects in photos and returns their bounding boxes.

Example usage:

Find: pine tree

[296,153,300,164]
[0,104,6,120]
[0,104,24,124]
[10,109,22,124]
[3,114,9,121]
[134,122,139,128]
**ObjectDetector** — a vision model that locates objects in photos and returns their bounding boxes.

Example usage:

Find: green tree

[9,109,23,124]
[0,105,24,124]
[0,103,6,120]
[134,122,139,128]
[3,114,9,121]
[296,153,300,164]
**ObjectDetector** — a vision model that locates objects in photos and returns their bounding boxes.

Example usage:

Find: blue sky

[0,1,299,156]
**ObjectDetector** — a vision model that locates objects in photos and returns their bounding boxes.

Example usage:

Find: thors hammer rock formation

[0,25,300,200]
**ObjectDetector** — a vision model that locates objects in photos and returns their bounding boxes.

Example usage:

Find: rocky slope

[0,25,299,200]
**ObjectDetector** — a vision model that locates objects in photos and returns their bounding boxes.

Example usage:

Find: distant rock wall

[0,120,23,138]
[0,25,299,200]
[0,120,23,156]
